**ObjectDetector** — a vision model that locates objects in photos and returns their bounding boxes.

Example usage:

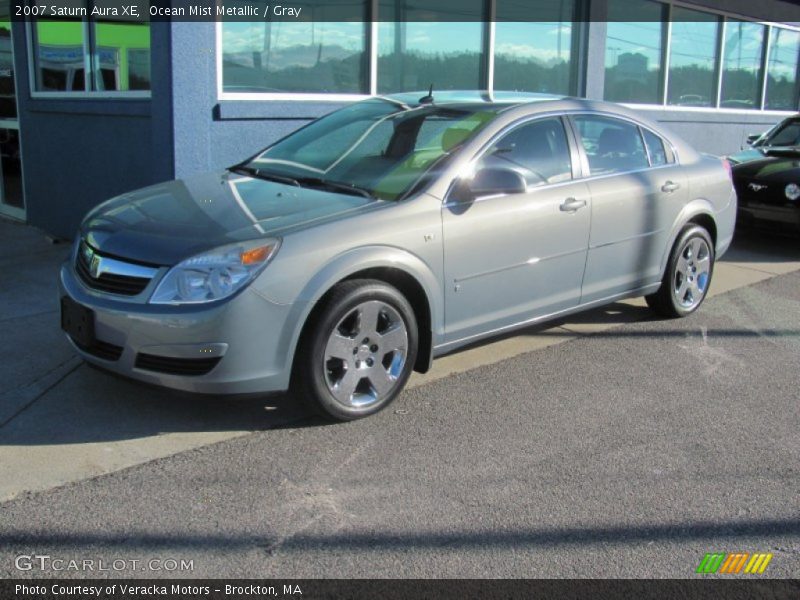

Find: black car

[727,115,800,233]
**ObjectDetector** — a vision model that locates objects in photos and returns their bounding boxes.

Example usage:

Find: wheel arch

[659,200,718,279]
[288,247,441,377]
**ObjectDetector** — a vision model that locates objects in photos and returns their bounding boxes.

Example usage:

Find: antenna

[419,84,434,104]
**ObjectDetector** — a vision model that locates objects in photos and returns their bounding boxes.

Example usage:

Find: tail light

[721,158,733,181]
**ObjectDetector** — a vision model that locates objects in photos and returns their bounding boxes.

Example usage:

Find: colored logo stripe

[696,553,772,574]
[744,553,773,574]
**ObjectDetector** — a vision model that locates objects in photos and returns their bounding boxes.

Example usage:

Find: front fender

[279,245,444,375]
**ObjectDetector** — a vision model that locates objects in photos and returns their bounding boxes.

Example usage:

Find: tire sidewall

[666,225,715,317]
[303,281,418,421]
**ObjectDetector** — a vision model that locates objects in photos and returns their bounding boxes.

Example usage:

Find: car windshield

[758,119,800,148]
[241,99,499,201]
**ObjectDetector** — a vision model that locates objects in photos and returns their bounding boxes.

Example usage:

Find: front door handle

[560,197,587,212]
[661,181,681,193]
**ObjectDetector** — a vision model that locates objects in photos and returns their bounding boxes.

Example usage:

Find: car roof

[382,90,568,111]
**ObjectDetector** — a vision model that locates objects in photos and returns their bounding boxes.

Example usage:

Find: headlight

[785,183,800,201]
[150,239,280,305]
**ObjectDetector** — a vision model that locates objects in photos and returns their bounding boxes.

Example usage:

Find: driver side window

[478,117,573,187]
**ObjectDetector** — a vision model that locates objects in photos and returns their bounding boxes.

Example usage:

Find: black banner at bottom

[2,579,799,600]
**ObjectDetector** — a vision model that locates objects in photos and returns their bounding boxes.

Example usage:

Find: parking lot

[0,218,798,578]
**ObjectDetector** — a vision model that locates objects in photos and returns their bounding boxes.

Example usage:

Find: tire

[291,279,418,421]
[646,224,715,318]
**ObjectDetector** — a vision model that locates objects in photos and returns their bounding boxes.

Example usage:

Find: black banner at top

[6,0,800,23]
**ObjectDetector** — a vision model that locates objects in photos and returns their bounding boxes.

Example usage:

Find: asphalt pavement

[0,255,798,578]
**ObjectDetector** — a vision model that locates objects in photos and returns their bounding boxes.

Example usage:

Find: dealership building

[0,0,799,238]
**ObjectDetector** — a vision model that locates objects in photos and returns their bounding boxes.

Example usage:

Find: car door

[441,116,592,342]
[570,114,688,303]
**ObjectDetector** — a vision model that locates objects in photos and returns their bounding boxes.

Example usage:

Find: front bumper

[59,260,304,395]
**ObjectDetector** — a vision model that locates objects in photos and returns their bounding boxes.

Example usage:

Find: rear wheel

[646,224,714,318]
[292,279,418,421]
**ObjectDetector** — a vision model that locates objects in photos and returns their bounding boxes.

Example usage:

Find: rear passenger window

[642,128,669,166]
[479,117,573,187]
[574,115,649,175]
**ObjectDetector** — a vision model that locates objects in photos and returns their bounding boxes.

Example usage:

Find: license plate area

[60,296,95,348]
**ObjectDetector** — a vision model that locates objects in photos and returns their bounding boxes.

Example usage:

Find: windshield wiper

[231,166,376,199]
[295,177,376,199]
[230,165,300,187]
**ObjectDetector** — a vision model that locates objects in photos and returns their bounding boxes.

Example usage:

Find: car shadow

[0,363,326,446]
[1,227,794,448]
[724,226,800,264]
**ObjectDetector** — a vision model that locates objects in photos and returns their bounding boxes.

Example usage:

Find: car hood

[80,171,381,265]
[730,152,800,184]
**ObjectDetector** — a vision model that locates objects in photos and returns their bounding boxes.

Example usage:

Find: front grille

[72,338,124,361]
[75,242,154,296]
[134,353,222,376]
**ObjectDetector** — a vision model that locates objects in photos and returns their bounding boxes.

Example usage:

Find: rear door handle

[560,197,587,212]
[661,181,680,193]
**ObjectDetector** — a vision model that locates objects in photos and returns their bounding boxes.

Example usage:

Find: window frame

[216,0,583,102]
[571,113,653,176]
[566,112,680,180]
[26,17,151,99]
[621,1,800,115]
[474,115,578,188]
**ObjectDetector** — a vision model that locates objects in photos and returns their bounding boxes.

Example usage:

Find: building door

[0,20,24,220]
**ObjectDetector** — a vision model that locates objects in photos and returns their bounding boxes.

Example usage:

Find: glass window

[765,27,800,111]
[32,15,150,93]
[493,1,576,95]
[222,7,368,94]
[667,9,720,107]
[574,115,649,175]
[33,20,87,91]
[479,117,572,186]
[642,128,669,166]
[763,118,800,146]
[246,99,499,200]
[94,21,150,91]
[604,0,666,104]
[720,20,765,110]
[377,0,484,93]
[0,19,16,119]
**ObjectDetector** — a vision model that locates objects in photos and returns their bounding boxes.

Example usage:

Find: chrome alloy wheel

[673,237,711,310]
[323,300,408,409]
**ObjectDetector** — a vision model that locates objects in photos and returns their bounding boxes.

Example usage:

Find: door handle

[661,181,680,193]
[560,197,587,212]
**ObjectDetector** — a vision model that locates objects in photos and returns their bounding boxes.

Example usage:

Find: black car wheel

[646,224,715,318]
[292,279,418,421]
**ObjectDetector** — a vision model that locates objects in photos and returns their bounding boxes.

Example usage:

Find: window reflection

[93,22,151,91]
[667,9,719,107]
[765,27,800,111]
[0,20,15,118]
[222,2,368,94]
[377,0,483,93]
[33,21,87,91]
[604,0,666,104]
[720,20,765,110]
[32,17,150,92]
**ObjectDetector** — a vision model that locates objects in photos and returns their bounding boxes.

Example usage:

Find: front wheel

[646,224,715,318]
[292,279,418,421]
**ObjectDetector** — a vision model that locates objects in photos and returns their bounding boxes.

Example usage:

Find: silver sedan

[59,92,737,420]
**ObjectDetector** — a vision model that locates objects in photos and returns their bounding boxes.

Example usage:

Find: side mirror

[468,167,527,198]
[746,133,761,145]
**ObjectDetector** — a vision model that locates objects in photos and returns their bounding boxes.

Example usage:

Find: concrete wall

[171,22,341,179]
[11,22,174,239]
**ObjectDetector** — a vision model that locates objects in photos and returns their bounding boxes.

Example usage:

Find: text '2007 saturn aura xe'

[60,91,736,421]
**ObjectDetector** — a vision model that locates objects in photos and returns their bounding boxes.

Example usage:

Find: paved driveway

[0,220,799,578]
